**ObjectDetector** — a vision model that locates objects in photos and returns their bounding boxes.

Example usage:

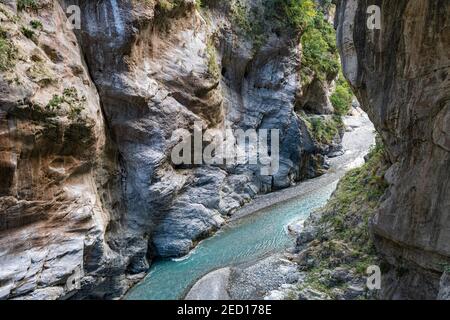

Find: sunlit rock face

[0,1,118,299]
[336,0,450,299]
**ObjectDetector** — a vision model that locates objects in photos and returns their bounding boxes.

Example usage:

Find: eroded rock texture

[336,0,450,299]
[0,0,340,299]
[0,0,119,299]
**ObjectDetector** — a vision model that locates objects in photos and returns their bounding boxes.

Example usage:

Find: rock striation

[0,0,114,299]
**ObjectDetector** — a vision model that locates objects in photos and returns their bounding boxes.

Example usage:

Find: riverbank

[184,114,376,300]
[126,180,338,299]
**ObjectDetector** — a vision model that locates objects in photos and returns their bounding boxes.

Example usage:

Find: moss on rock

[0,27,17,71]
[291,139,389,299]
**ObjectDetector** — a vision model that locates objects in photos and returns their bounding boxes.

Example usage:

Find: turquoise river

[126,181,338,300]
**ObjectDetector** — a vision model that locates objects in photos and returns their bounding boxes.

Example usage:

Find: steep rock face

[0,1,119,299]
[336,0,450,299]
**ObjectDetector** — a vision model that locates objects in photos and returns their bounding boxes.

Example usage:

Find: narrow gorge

[0,0,448,301]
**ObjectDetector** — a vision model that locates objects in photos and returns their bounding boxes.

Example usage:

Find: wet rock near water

[184,114,377,301]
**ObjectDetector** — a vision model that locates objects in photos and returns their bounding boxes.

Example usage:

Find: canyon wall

[0,0,341,299]
[0,0,119,299]
[336,0,450,299]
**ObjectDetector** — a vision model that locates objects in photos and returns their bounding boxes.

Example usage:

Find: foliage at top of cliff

[273,0,317,32]
[223,0,318,46]
[300,9,339,84]
[157,0,182,12]
[296,2,354,116]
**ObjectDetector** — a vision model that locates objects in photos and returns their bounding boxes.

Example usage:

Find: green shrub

[231,0,252,34]
[206,39,220,79]
[46,87,86,120]
[68,105,83,120]
[331,71,353,115]
[17,0,38,11]
[272,0,316,32]
[325,138,388,224]
[157,0,185,13]
[0,28,17,71]
[291,139,389,298]
[231,0,264,39]
[228,0,318,50]
[30,20,43,29]
[300,11,339,83]
[313,137,389,265]
[195,0,204,9]
[302,114,344,145]
[296,6,354,115]
[158,0,175,12]
[230,1,266,49]
[21,26,35,39]
[230,0,317,36]
[154,0,185,32]
[284,0,316,31]
[47,94,64,111]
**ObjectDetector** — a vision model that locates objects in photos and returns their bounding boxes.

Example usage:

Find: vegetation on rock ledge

[273,0,316,32]
[319,139,389,248]
[295,1,355,148]
[301,113,344,145]
[206,39,220,79]
[46,87,87,121]
[293,139,389,299]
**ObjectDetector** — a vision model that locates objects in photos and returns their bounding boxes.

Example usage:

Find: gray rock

[336,0,450,299]
[330,267,353,284]
[438,272,450,300]
[343,285,365,300]
[297,78,335,115]
[297,288,330,300]
[225,255,302,300]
